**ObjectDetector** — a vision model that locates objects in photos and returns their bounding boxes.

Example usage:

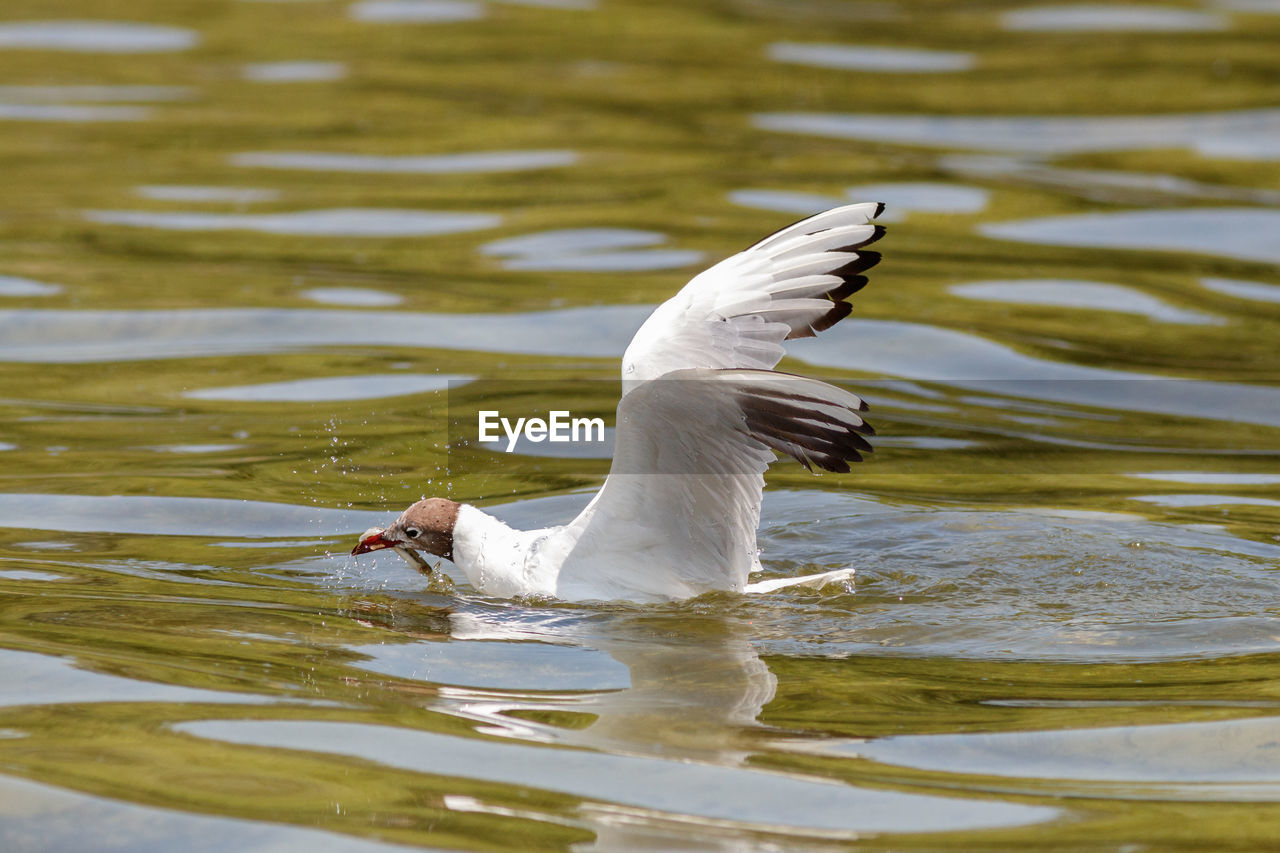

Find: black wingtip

[835,224,887,252]
[844,222,885,249]
[834,250,881,276]
[873,202,886,219]
[811,299,853,334]
[827,275,869,301]
[815,455,855,473]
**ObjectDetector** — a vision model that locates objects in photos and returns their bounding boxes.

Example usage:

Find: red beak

[352,527,396,556]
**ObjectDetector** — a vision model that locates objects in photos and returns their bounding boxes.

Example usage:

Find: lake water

[2,1,1279,849]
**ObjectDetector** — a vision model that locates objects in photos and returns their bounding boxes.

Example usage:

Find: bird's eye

[404,527,421,538]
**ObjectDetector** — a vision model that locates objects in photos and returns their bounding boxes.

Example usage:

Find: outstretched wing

[621,202,884,391]
[556,204,884,601]
[556,369,873,601]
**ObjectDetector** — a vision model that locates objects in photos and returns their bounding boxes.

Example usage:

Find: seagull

[353,202,885,601]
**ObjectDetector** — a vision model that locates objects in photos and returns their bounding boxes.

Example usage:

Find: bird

[352,202,885,602]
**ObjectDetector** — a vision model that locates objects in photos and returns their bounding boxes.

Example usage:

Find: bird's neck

[450,505,580,597]
[450,504,507,572]
[447,505,533,594]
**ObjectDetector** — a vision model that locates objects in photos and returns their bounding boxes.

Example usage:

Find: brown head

[351,497,460,559]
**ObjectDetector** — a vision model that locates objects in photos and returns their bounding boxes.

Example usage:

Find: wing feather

[749,202,885,251]
[558,369,873,599]
[621,203,885,390]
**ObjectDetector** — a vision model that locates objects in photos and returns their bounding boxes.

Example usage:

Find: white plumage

[355,202,885,602]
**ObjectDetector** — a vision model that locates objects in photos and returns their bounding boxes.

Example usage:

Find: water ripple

[1002,4,1229,31]
[0,776,419,852]
[0,305,647,362]
[767,42,975,72]
[241,61,348,82]
[184,373,466,402]
[482,228,702,271]
[349,639,630,690]
[942,154,1280,205]
[134,185,281,203]
[4,306,1279,431]
[982,208,1280,265]
[1201,277,1280,303]
[950,279,1223,325]
[747,489,1280,661]
[0,103,150,122]
[1130,471,1280,485]
[350,0,486,22]
[179,719,1059,833]
[856,716,1280,798]
[732,183,988,222]
[299,287,403,306]
[0,275,61,297]
[754,108,1280,158]
[0,85,191,102]
[83,208,502,237]
[792,319,1280,427]
[0,493,385,538]
[231,149,577,174]
[0,647,279,708]
[0,20,199,53]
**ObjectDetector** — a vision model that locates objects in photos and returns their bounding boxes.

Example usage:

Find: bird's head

[351,497,459,559]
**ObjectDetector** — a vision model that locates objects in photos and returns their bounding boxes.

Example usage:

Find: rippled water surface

[2,1,1279,850]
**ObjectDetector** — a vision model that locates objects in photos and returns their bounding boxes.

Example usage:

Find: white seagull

[353,202,885,601]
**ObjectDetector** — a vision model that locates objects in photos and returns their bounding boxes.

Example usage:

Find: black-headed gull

[353,203,885,601]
